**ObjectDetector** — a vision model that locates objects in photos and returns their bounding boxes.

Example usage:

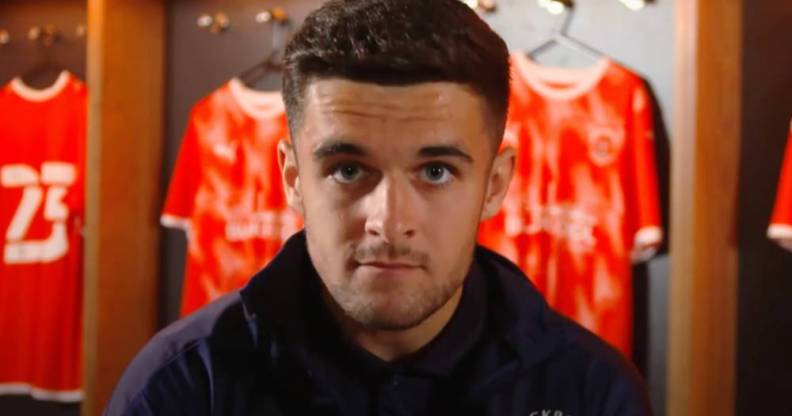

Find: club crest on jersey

[587,124,624,166]
[212,142,237,163]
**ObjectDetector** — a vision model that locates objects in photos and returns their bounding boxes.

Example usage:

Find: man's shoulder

[104,233,311,415]
[104,292,256,415]
[147,291,254,357]
[475,247,651,414]
[550,313,643,381]
[544,315,653,415]
[478,245,643,375]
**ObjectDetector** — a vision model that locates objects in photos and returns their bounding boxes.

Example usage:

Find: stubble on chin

[323,266,464,331]
[306,228,473,332]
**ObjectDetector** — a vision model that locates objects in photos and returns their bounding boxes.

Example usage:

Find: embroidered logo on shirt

[528,410,571,416]
[212,142,237,163]
[587,124,624,166]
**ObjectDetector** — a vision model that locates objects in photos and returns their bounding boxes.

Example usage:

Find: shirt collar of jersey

[10,71,71,103]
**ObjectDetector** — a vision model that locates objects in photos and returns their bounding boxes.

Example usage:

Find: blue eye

[421,164,453,185]
[332,163,365,184]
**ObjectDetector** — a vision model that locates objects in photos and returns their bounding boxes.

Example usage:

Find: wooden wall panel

[667,0,742,415]
[83,0,164,415]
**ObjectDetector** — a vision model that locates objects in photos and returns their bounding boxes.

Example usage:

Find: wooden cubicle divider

[83,0,165,415]
[668,0,742,415]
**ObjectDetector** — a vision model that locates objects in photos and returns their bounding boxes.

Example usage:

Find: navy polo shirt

[105,232,653,416]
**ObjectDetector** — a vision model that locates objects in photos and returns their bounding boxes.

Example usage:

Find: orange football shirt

[163,79,301,316]
[478,54,663,357]
[0,72,85,401]
[768,119,792,251]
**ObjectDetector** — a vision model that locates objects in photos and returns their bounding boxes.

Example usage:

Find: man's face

[279,79,513,331]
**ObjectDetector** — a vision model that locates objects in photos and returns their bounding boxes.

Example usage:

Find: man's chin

[327,281,460,332]
[353,313,429,331]
[346,301,436,331]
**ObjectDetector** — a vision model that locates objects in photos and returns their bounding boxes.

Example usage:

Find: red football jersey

[163,79,301,316]
[768,119,792,251]
[0,72,85,401]
[478,54,663,357]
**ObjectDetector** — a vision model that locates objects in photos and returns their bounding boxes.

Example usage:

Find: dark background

[736,1,792,414]
[0,0,86,86]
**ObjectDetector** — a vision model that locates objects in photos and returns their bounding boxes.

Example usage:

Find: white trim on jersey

[631,226,664,263]
[635,226,664,247]
[10,71,70,102]
[512,53,611,101]
[768,224,792,251]
[0,382,83,403]
[228,78,285,120]
[161,214,195,242]
[161,214,192,231]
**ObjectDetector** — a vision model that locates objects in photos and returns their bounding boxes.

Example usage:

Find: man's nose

[363,175,417,243]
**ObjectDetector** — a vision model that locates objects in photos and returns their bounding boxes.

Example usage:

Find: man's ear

[277,139,304,216]
[480,146,515,221]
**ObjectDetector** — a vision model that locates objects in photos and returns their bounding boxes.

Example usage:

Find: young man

[105,0,653,415]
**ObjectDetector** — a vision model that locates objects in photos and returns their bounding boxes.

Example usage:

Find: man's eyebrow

[312,140,367,160]
[418,145,474,163]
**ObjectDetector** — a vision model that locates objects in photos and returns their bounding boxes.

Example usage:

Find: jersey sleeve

[624,82,663,263]
[768,121,792,251]
[161,113,202,232]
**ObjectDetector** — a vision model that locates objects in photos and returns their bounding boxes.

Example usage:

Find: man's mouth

[357,260,421,269]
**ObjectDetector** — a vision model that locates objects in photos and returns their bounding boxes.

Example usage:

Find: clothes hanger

[237,49,283,87]
[237,9,291,89]
[20,24,66,89]
[527,1,605,63]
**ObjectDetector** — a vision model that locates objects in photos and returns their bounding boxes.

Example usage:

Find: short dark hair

[282,0,510,150]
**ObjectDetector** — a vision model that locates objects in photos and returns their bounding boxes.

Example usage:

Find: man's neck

[323,286,464,363]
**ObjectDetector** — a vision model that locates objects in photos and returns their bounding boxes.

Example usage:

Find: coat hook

[619,0,652,11]
[255,8,290,25]
[538,0,573,15]
[197,12,230,34]
[28,24,60,46]
[0,29,9,46]
[462,0,498,14]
